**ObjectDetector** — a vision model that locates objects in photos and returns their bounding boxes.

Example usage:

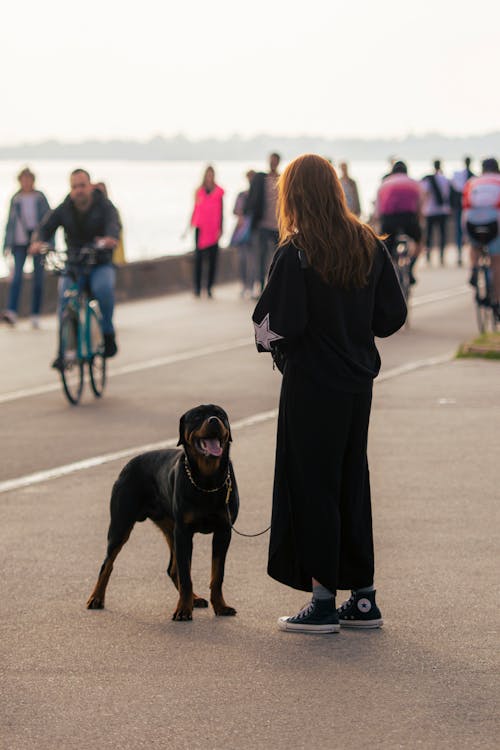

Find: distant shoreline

[0,131,498,161]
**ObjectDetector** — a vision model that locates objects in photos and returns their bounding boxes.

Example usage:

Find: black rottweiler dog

[86,404,239,621]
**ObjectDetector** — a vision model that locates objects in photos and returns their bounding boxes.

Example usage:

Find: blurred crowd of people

[2,151,499,337]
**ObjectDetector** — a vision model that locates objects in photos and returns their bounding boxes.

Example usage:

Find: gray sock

[355,584,375,594]
[312,582,334,600]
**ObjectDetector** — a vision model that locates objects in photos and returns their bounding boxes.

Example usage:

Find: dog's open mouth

[197,437,223,457]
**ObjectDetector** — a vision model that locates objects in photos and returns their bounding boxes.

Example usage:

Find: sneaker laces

[293,601,315,620]
[338,593,356,613]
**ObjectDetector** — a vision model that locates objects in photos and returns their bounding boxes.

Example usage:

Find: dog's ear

[177,414,186,446]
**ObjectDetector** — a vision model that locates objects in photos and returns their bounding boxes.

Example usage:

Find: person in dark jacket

[252,154,407,634]
[245,152,281,294]
[31,168,121,365]
[1,168,51,328]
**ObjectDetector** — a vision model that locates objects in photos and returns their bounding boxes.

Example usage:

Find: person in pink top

[375,161,423,284]
[190,165,224,297]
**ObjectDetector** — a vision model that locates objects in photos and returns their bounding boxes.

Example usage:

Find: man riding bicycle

[30,168,121,367]
[375,161,424,285]
[462,157,500,320]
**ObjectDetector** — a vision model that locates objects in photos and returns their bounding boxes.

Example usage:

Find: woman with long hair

[252,154,407,633]
[190,165,224,297]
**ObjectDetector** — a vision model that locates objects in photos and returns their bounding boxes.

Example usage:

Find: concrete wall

[0,247,240,317]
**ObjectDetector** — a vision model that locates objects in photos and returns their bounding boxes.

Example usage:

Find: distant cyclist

[462,157,500,319]
[375,160,423,284]
[30,168,121,367]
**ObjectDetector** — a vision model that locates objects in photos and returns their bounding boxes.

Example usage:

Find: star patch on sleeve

[253,313,284,351]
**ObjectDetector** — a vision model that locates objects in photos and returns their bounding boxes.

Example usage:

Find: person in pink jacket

[190,166,224,297]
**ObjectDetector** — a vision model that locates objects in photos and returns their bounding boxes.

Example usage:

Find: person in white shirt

[1,168,51,328]
[450,156,474,266]
[421,160,451,266]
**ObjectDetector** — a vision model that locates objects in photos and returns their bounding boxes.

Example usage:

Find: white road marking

[0,355,454,495]
[0,337,252,405]
[0,286,470,406]
[410,285,470,307]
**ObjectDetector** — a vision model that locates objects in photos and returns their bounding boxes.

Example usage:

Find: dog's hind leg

[210,528,237,616]
[86,517,135,610]
[154,518,208,609]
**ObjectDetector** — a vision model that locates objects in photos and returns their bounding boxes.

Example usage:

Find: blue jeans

[59,263,116,334]
[7,245,44,315]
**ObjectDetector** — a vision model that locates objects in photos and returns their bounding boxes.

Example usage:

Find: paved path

[1,259,498,749]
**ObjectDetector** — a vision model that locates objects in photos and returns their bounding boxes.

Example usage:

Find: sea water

[0,158,464,277]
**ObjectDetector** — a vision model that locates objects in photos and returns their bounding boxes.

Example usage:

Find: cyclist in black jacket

[31,168,121,365]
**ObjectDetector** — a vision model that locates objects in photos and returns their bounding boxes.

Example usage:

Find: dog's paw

[86,596,104,610]
[214,605,237,617]
[193,595,209,608]
[172,607,193,621]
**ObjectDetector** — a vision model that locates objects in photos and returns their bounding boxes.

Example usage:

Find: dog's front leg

[210,528,236,616]
[172,526,194,621]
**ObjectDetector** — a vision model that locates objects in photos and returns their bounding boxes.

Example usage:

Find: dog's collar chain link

[183,455,270,538]
[183,456,232,504]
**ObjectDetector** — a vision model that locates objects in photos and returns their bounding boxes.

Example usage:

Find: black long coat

[252,241,407,592]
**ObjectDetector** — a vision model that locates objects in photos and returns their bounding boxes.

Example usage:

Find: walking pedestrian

[450,156,474,266]
[245,152,281,293]
[421,160,451,265]
[230,170,255,298]
[339,161,361,217]
[252,154,407,634]
[1,168,51,328]
[190,166,224,298]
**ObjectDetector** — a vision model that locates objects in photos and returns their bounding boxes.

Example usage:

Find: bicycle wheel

[88,304,106,398]
[59,311,84,405]
[475,268,489,334]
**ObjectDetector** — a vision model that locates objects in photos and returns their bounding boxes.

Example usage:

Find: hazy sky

[0,0,497,144]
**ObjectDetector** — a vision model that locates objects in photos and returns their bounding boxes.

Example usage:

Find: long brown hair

[277,154,379,288]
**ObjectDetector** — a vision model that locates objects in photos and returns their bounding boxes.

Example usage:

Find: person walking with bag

[190,165,224,298]
[252,155,407,634]
[1,168,51,328]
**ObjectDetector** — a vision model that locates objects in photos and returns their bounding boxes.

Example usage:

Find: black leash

[183,456,271,538]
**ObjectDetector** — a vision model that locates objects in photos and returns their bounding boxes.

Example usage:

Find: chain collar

[183,455,232,505]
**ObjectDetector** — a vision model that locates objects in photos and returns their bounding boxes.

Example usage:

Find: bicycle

[466,221,499,334]
[473,248,498,334]
[394,233,412,303]
[46,246,107,405]
[386,231,413,328]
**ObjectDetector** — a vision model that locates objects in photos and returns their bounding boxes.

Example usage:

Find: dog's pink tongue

[201,438,223,456]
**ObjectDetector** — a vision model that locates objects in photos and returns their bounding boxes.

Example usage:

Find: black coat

[252,240,407,592]
[37,189,121,263]
[253,240,407,392]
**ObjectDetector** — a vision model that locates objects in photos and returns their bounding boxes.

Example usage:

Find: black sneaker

[469,267,479,287]
[278,598,340,633]
[51,356,63,371]
[337,590,383,629]
[104,334,118,358]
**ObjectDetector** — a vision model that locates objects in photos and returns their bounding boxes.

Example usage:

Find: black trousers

[425,215,447,260]
[194,244,218,295]
[268,364,374,593]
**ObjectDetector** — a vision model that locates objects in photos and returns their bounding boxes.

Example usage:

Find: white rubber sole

[339,619,383,629]
[278,617,340,633]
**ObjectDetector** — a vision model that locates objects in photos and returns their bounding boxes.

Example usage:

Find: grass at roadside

[457,332,500,360]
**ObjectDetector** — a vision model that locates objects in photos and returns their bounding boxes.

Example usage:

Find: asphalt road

[1,255,498,749]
